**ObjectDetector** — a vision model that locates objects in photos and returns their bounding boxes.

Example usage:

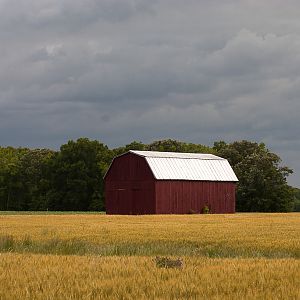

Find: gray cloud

[0,0,300,186]
[0,0,156,33]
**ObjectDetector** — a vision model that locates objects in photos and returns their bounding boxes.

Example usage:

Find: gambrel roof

[130,150,238,182]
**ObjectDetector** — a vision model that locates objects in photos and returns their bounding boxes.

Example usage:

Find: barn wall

[155,181,236,214]
[105,153,155,214]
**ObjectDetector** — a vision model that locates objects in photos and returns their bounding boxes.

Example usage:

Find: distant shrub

[0,235,15,251]
[202,205,210,214]
[154,256,183,269]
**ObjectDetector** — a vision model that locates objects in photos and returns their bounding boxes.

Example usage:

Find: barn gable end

[105,152,156,214]
[105,152,154,182]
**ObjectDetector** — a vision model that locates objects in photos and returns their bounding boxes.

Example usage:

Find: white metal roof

[130,150,223,160]
[130,150,238,182]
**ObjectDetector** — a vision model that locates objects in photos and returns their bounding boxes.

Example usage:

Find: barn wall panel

[155,181,236,214]
[105,180,155,214]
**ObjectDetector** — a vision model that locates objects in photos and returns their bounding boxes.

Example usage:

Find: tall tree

[18,149,55,210]
[0,147,29,210]
[47,138,111,211]
[214,140,294,212]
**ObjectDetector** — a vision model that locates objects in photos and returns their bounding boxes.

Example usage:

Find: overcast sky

[0,0,299,186]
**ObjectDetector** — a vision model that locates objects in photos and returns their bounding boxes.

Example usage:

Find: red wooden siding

[105,153,155,214]
[155,181,236,214]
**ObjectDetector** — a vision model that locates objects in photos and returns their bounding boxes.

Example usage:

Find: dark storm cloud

[0,0,156,32]
[0,0,300,186]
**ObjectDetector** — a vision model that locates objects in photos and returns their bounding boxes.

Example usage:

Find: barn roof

[130,150,238,182]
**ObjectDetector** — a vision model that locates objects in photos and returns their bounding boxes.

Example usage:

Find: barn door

[112,189,128,214]
[131,187,154,214]
[131,189,140,215]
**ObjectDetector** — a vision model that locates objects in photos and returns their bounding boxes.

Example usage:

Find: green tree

[146,139,214,153]
[293,187,300,211]
[47,138,110,211]
[18,149,55,210]
[112,141,146,157]
[214,140,294,212]
[0,147,29,210]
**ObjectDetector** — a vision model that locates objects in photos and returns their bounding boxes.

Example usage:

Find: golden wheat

[0,213,299,257]
[0,253,299,300]
[0,213,299,299]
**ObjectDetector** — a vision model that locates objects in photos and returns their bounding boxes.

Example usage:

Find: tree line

[0,138,298,212]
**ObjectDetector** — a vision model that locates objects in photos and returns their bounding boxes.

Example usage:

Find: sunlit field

[0,213,299,299]
[1,213,299,257]
[1,254,299,300]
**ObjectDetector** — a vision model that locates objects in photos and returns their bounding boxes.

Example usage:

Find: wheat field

[0,254,299,300]
[0,213,299,299]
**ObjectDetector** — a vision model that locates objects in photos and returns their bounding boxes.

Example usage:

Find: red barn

[104,150,238,214]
